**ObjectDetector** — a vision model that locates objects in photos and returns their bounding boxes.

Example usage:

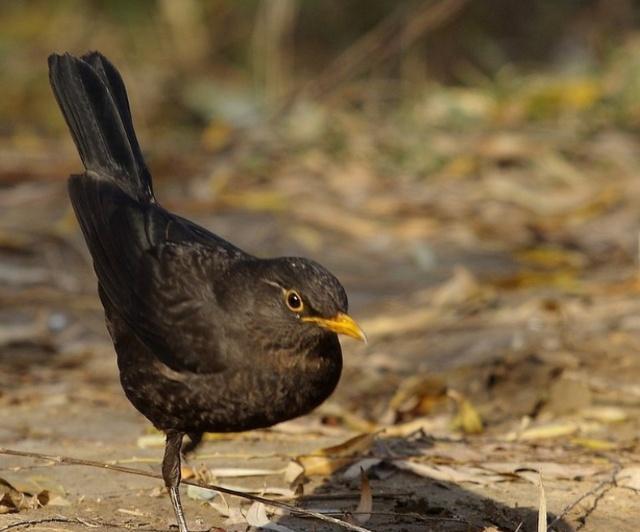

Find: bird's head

[227,257,366,344]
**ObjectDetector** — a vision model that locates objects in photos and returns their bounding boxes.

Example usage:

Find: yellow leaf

[518,422,578,441]
[571,438,617,451]
[450,395,483,435]
[296,433,376,477]
[516,246,586,270]
[580,406,628,423]
[448,390,483,434]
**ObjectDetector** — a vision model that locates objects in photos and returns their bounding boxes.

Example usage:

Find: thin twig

[575,482,612,531]
[0,517,90,532]
[0,447,372,532]
[0,516,177,532]
[546,464,620,531]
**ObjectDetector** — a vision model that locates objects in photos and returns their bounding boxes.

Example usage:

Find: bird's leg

[163,430,188,532]
[181,431,203,457]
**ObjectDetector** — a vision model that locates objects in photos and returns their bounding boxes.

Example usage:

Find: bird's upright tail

[48,52,154,201]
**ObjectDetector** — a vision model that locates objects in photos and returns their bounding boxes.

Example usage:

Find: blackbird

[48,51,365,532]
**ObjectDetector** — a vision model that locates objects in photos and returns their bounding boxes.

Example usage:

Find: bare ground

[2,121,640,531]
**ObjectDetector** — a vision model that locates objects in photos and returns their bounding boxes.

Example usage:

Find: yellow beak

[302,312,367,343]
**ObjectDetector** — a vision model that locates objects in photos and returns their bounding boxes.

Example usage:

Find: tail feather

[48,52,153,201]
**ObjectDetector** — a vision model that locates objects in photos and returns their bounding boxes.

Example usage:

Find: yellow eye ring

[285,290,303,312]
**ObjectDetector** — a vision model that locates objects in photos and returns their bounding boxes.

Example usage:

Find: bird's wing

[70,175,243,374]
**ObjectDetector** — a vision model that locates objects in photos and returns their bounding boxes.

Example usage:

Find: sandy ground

[2,129,640,531]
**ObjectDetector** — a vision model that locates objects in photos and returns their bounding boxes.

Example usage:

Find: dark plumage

[48,51,365,532]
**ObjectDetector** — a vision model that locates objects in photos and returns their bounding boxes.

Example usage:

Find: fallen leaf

[297,433,376,476]
[513,421,579,441]
[284,460,305,485]
[386,374,448,421]
[117,508,146,516]
[571,438,617,451]
[343,458,383,480]
[208,493,247,526]
[392,461,504,485]
[579,406,628,423]
[381,415,450,437]
[244,501,295,532]
[354,469,372,524]
[181,465,196,479]
[511,469,548,532]
[0,476,51,513]
[136,434,166,448]
[210,482,294,498]
[449,390,483,434]
[47,495,71,506]
[318,403,377,432]
[187,485,218,501]
[209,467,281,478]
[537,473,547,532]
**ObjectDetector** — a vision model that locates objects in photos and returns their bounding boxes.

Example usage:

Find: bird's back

[50,52,245,376]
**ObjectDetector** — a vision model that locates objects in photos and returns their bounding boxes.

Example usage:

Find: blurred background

[3,1,640,530]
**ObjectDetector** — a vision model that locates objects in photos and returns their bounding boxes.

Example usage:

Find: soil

[2,131,640,531]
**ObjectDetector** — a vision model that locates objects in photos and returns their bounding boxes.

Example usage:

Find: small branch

[575,483,611,531]
[0,517,92,532]
[546,464,620,531]
[0,447,372,532]
[0,516,173,532]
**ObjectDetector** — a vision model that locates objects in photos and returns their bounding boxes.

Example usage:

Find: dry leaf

[354,469,372,524]
[579,406,628,423]
[208,492,242,524]
[513,470,548,532]
[284,461,305,485]
[0,476,52,513]
[244,501,295,532]
[245,501,269,526]
[181,465,196,480]
[47,495,71,507]
[187,485,218,501]
[222,502,247,526]
[571,438,617,451]
[537,473,547,532]
[216,483,294,497]
[514,421,579,441]
[136,434,166,448]
[297,433,376,476]
[449,390,483,434]
[387,374,448,420]
[318,403,377,432]
[209,467,280,478]
[117,508,145,516]
[343,458,383,480]
[392,461,504,485]
[381,416,449,437]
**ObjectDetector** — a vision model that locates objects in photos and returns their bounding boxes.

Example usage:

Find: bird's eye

[285,290,303,312]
